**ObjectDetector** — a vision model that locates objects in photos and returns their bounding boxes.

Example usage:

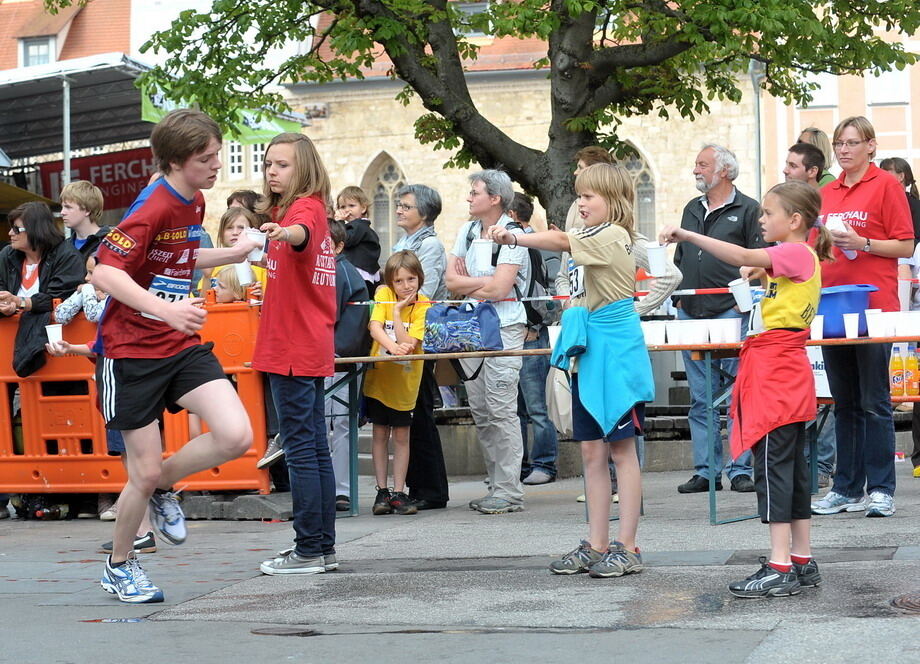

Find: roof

[0,181,57,213]
[0,52,153,160]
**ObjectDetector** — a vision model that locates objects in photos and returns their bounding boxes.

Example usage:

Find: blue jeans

[269,374,336,557]
[679,308,753,480]
[823,343,896,498]
[805,406,836,476]
[517,327,558,476]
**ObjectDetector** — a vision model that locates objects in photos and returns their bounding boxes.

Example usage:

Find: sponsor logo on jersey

[102,229,137,256]
[154,227,190,244]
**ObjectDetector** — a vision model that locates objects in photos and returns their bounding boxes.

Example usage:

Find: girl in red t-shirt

[252,133,339,576]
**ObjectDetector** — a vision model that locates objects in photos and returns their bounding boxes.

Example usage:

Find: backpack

[464,221,560,328]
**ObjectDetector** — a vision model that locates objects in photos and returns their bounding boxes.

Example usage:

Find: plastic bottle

[907,344,920,397]
[890,347,905,397]
[34,504,69,520]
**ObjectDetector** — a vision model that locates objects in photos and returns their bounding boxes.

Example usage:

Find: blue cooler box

[816,284,879,338]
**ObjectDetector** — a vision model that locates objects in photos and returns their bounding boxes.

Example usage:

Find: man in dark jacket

[674,144,765,495]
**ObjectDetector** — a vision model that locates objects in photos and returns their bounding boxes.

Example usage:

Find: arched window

[616,148,656,240]
[362,154,406,255]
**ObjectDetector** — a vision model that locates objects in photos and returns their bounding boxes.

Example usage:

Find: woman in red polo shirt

[810,116,913,519]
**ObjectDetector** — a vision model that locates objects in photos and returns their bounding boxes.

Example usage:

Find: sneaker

[256,434,285,469]
[793,559,822,587]
[97,495,117,521]
[260,549,326,575]
[576,493,618,503]
[678,475,722,493]
[728,557,801,598]
[335,495,351,512]
[576,493,586,503]
[468,494,491,510]
[278,548,339,572]
[865,491,895,518]
[913,466,920,478]
[730,475,755,492]
[149,490,187,545]
[522,469,555,485]
[549,540,604,575]
[475,496,523,514]
[588,542,643,578]
[101,553,164,603]
[817,473,831,489]
[372,487,393,515]
[99,531,157,554]
[811,490,865,515]
[388,491,418,515]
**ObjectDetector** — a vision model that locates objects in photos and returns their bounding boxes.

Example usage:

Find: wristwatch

[862,237,872,253]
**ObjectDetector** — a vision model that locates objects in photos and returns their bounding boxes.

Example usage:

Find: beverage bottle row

[890,343,920,397]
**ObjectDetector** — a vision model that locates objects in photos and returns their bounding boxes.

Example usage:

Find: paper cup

[866,311,885,338]
[470,239,493,270]
[234,261,254,286]
[665,320,684,345]
[684,320,710,345]
[721,318,742,344]
[896,311,920,337]
[45,324,62,344]
[645,241,668,277]
[810,314,824,340]
[883,311,901,337]
[245,228,268,262]
[641,320,666,345]
[728,278,753,312]
[843,312,860,339]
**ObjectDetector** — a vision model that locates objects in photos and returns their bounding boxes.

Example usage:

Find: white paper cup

[245,228,268,262]
[641,320,666,345]
[707,319,723,344]
[721,318,742,344]
[810,314,824,340]
[728,278,753,312]
[896,311,920,337]
[684,320,710,345]
[45,324,62,344]
[866,311,885,338]
[843,312,860,339]
[645,241,668,277]
[234,261,254,286]
[470,239,493,270]
[665,320,685,345]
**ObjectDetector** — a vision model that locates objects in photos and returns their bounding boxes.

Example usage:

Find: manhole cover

[890,593,920,613]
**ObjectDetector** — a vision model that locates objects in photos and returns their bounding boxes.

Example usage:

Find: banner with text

[39,148,156,211]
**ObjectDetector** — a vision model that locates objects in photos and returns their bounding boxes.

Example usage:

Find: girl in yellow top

[363,251,430,516]
[660,180,833,599]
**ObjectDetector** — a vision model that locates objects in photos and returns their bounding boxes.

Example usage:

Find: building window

[369,161,406,254]
[455,2,490,37]
[22,37,53,67]
[250,143,266,177]
[227,142,244,180]
[867,68,909,106]
[617,149,656,240]
[797,72,838,109]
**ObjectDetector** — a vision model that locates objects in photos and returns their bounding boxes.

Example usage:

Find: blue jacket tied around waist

[551,299,655,437]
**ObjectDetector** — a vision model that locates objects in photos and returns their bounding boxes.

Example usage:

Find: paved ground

[2,466,920,664]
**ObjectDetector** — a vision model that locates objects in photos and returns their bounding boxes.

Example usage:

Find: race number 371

[142,275,191,321]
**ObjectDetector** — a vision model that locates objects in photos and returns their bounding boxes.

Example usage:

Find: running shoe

[388,491,418,515]
[793,559,822,587]
[475,497,523,514]
[101,553,164,603]
[99,531,157,554]
[260,550,326,575]
[728,557,801,598]
[588,542,643,578]
[549,540,604,575]
[256,434,285,469]
[468,494,491,510]
[865,491,895,518]
[149,490,187,545]
[372,487,393,515]
[810,491,865,515]
[277,548,339,572]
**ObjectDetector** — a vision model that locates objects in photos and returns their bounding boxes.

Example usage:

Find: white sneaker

[149,490,187,545]
[865,491,895,517]
[522,469,555,485]
[811,490,865,515]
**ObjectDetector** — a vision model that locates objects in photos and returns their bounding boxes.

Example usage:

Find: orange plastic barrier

[0,302,270,495]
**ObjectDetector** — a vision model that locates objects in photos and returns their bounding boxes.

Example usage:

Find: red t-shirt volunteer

[817,164,913,311]
[94,178,207,359]
[252,195,336,377]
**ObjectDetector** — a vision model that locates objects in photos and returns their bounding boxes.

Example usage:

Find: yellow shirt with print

[363,286,430,412]
[761,245,821,330]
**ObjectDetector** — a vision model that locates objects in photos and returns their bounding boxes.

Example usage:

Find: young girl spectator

[335,186,381,295]
[660,180,832,597]
[252,133,338,575]
[489,163,654,578]
[54,254,108,324]
[363,251,429,516]
[213,266,246,303]
[201,207,267,297]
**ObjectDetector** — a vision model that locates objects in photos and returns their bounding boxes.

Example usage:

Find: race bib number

[142,275,191,321]
[568,259,586,299]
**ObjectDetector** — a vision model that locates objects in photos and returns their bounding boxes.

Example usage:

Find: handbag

[422,302,504,353]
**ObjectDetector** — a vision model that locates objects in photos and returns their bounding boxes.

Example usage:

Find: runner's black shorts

[95,342,228,431]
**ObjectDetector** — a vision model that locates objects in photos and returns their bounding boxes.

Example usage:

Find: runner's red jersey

[93,178,207,359]
[815,165,913,311]
[253,195,336,377]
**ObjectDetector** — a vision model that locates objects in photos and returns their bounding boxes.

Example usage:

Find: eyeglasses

[10,226,25,235]
[395,203,417,211]
[832,140,866,150]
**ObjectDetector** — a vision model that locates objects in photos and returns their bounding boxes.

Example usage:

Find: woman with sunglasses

[0,202,84,375]
[810,116,914,519]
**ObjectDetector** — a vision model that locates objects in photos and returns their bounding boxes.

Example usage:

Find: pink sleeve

[764,243,815,283]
